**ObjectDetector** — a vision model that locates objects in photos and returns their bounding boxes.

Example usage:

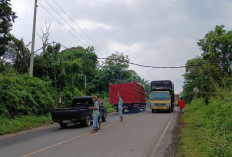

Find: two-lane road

[0,108,178,157]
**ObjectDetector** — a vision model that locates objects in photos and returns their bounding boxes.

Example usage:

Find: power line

[38,1,87,47]
[51,0,108,57]
[97,58,205,69]
[16,41,205,70]
[43,0,91,47]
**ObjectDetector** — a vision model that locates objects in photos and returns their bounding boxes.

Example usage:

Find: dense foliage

[0,0,17,56]
[179,25,232,157]
[182,25,232,102]
[0,72,55,117]
[178,96,232,157]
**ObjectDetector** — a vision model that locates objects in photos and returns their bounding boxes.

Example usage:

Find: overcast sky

[10,0,232,94]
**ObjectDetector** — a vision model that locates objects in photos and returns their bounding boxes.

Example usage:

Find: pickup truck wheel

[83,115,91,127]
[101,112,107,122]
[152,109,156,113]
[60,123,67,129]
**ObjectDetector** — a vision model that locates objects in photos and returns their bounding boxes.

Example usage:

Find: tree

[4,35,30,73]
[198,25,232,76]
[37,23,53,52]
[0,0,17,56]
[101,52,130,83]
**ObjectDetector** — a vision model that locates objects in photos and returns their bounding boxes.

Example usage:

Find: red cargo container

[109,82,146,112]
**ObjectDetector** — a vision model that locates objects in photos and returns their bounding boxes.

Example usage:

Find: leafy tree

[198,25,232,76]
[4,35,30,73]
[0,0,17,56]
[183,25,232,103]
[101,52,130,83]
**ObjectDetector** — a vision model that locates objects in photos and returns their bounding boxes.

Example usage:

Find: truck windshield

[151,92,169,100]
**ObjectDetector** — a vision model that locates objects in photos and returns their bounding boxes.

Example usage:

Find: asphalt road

[0,107,178,157]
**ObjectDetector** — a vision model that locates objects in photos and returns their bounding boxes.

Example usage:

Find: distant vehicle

[149,80,174,113]
[51,96,107,128]
[109,82,146,112]
[174,94,180,106]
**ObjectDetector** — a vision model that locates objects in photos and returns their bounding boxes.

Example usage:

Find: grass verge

[0,114,52,135]
[177,98,232,157]
[101,98,115,113]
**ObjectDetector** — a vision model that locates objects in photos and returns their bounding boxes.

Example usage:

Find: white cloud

[76,20,117,31]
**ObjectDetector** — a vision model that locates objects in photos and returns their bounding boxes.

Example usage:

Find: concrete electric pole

[29,0,38,76]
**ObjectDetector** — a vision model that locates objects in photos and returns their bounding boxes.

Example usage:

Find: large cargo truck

[109,82,146,112]
[149,80,174,113]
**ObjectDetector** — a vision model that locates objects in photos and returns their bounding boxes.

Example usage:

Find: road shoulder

[154,110,180,157]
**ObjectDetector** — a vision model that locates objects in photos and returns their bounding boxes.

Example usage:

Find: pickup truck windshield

[151,92,169,100]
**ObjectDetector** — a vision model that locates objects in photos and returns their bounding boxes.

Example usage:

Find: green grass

[177,98,232,157]
[101,98,115,113]
[0,114,52,135]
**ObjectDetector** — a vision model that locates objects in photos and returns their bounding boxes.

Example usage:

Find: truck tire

[83,115,91,127]
[143,108,146,111]
[101,112,107,122]
[60,123,67,129]
[152,109,156,113]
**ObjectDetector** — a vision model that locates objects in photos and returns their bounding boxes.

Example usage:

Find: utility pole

[29,0,38,76]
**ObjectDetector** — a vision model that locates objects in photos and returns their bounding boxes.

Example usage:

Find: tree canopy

[0,0,17,56]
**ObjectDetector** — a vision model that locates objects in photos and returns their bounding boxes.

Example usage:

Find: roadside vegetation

[177,95,232,157]
[179,25,232,156]
[0,114,52,135]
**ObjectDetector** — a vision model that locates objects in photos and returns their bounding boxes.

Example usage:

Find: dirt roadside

[154,110,181,157]
[163,114,181,157]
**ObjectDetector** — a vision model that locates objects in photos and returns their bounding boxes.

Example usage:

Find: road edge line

[149,112,175,157]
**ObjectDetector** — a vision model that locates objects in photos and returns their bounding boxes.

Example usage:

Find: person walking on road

[118,96,123,122]
[178,97,185,115]
[89,96,100,133]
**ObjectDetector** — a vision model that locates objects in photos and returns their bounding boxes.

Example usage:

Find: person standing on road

[118,96,123,122]
[89,96,100,133]
[98,100,101,130]
[178,97,185,115]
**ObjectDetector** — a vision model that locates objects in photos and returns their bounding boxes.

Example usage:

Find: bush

[178,97,232,157]
[60,87,83,108]
[0,73,55,117]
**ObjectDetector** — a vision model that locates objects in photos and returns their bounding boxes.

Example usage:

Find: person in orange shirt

[178,97,185,115]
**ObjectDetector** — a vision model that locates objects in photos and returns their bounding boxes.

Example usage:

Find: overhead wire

[43,0,91,47]
[97,58,205,69]
[13,42,205,69]
[38,1,88,47]
[50,0,108,57]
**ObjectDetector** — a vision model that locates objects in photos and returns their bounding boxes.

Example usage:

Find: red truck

[109,82,146,112]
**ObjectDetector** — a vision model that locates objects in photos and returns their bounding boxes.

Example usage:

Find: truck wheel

[102,112,107,122]
[83,115,91,127]
[152,109,156,113]
[137,107,140,113]
[143,108,146,111]
[60,123,67,129]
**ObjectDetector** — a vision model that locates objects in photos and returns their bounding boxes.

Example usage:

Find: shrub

[0,73,55,117]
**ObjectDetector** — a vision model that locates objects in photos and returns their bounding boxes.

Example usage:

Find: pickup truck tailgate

[51,108,85,120]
